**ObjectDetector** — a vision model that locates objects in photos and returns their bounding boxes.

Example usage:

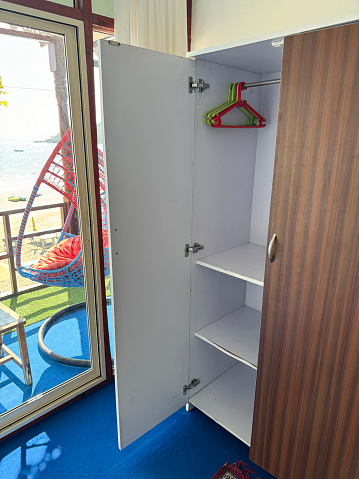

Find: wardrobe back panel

[192,60,262,257]
[189,60,262,391]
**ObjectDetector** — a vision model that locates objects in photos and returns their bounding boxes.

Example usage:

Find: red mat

[211,461,262,479]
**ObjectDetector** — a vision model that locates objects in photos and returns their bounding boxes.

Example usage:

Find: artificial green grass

[3,277,111,327]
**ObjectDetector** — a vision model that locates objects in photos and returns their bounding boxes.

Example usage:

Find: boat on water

[8,196,27,202]
[13,148,24,152]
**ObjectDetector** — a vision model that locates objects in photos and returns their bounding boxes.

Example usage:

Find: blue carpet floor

[0,303,113,413]
[0,381,277,479]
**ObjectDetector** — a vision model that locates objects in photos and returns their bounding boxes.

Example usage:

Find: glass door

[0,3,109,438]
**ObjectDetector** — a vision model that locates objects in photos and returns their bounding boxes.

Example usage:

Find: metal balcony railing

[0,202,67,299]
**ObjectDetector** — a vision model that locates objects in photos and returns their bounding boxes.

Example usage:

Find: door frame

[0,0,112,440]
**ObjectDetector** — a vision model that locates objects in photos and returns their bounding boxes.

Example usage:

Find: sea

[0,141,104,184]
[0,142,56,182]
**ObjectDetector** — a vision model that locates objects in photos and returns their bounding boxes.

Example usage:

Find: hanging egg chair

[15,128,110,288]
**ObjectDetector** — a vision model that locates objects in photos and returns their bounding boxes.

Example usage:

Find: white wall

[191,0,359,51]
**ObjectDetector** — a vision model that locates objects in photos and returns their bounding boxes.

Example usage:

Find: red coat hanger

[204,82,266,129]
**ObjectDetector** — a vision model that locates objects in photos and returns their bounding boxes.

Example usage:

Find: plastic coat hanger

[203,83,237,125]
[204,82,266,128]
[210,82,266,128]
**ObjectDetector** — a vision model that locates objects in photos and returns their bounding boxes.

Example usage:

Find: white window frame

[0,1,109,439]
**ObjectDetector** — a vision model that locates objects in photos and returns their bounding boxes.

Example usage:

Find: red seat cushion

[33,230,108,271]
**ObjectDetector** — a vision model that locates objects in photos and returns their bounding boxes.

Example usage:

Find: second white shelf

[197,243,266,285]
[195,306,261,369]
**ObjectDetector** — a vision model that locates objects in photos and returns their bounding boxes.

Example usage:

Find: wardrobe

[98,22,359,479]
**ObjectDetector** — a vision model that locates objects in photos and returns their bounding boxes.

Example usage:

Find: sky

[0,24,60,142]
[0,22,102,143]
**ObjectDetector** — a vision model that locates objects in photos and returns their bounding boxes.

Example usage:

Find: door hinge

[108,40,121,47]
[183,378,200,395]
[188,77,210,93]
[185,242,204,257]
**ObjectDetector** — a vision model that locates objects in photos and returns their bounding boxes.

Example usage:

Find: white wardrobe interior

[186,41,282,446]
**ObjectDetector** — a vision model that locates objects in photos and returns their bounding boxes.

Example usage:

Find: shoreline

[0,175,64,211]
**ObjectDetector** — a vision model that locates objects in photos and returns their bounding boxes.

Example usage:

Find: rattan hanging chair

[15,128,110,287]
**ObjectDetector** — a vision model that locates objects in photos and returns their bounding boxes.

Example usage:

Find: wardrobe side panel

[250,73,281,247]
[190,60,262,391]
[246,72,281,312]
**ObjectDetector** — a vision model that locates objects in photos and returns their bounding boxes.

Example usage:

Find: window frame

[0,0,113,440]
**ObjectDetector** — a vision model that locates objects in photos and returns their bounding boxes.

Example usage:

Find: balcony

[0,201,112,414]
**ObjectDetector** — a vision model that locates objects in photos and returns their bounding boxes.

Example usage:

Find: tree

[0,75,8,107]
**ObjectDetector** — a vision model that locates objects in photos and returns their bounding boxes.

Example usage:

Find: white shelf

[195,306,261,369]
[189,363,256,446]
[197,243,266,286]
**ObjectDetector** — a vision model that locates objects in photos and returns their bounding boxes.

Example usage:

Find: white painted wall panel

[191,0,359,51]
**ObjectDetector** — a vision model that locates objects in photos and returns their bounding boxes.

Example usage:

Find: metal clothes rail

[243,79,281,89]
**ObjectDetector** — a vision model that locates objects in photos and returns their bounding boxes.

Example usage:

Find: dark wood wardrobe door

[250,24,359,479]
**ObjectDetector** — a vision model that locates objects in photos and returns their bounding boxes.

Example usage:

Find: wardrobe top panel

[187,38,283,74]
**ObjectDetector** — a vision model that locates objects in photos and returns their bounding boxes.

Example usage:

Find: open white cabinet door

[98,41,195,449]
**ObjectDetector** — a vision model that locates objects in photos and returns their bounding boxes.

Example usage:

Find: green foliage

[34,132,61,143]
[43,132,61,143]
[0,75,8,107]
